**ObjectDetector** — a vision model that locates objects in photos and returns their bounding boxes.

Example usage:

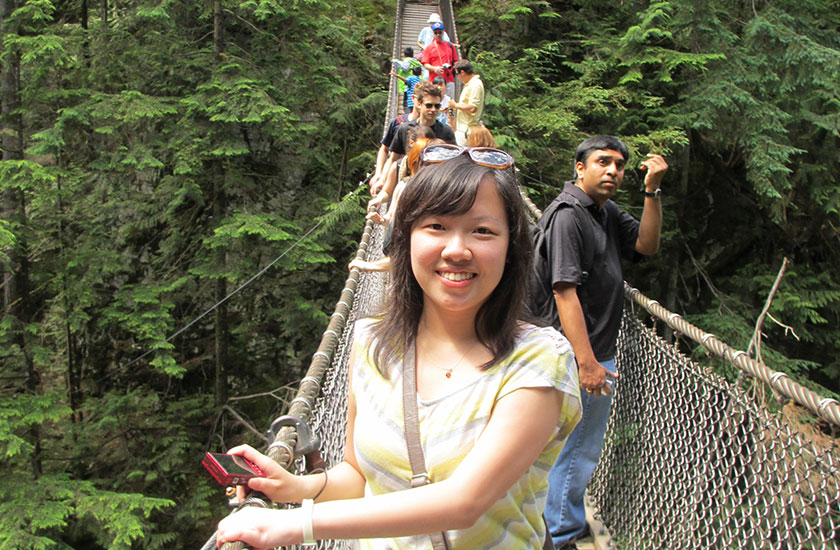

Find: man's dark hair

[415,81,442,102]
[412,65,423,76]
[432,75,446,85]
[403,46,414,58]
[453,59,474,75]
[574,135,630,166]
[369,156,533,375]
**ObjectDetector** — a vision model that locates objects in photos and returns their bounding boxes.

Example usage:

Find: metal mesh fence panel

[590,307,840,549]
[307,222,388,550]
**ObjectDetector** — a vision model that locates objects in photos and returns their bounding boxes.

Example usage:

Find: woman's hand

[226,444,306,504]
[367,192,388,212]
[216,507,304,549]
[366,211,387,225]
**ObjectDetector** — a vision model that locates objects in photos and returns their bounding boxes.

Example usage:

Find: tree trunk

[212,1,228,407]
[56,158,82,423]
[1,0,39,478]
[214,176,228,407]
[213,0,222,60]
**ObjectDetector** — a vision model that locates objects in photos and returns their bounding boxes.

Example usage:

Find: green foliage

[0,0,385,546]
[2,0,838,546]
[0,219,14,264]
[457,0,840,393]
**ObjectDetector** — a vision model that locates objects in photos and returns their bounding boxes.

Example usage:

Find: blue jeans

[545,358,616,547]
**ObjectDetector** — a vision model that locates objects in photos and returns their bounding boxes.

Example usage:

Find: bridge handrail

[212,215,378,550]
[624,283,840,427]
[385,0,406,124]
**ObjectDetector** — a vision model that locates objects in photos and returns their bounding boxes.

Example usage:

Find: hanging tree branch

[747,257,790,363]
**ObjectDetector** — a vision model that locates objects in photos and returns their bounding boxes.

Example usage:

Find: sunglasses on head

[421,144,515,170]
[423,102,442,109]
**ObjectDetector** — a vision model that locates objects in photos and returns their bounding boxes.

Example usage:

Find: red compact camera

[202,452,264,486]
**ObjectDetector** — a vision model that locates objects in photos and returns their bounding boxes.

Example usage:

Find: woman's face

[410,176,509,319]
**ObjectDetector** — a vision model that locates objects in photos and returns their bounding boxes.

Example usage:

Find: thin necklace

[426,340,480,379]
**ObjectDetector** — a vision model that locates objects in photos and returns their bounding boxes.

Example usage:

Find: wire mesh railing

[592,304,840,549]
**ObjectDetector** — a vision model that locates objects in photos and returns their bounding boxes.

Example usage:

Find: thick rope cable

[214,219,377,550]
[624,284,840,427]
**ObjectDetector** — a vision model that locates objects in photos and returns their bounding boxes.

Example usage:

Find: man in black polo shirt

[533,135,667,549]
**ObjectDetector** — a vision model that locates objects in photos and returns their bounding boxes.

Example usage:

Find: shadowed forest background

[1,0,838,547]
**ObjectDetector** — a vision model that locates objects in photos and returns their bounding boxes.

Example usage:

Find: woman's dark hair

[369,156,533,375]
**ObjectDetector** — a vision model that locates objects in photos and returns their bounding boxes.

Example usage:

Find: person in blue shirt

[392,47,422,112]
[391,65,423,111]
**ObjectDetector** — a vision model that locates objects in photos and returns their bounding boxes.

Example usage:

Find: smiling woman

[376,154,529,373]
[215,155,582,550]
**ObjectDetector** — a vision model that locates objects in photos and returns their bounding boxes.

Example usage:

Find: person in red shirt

[421,22,458,100]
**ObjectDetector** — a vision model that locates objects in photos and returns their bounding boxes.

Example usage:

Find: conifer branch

[766,313,800,341]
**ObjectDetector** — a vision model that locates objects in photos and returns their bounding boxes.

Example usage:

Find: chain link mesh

[307,221,388,550]
[589,307,840,549]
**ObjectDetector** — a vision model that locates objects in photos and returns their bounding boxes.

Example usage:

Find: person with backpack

[370,89,421,196]
[376,82,457,196]
[421,22,458,99]
[392,47,422,112]
[529,136,667,550]
[391,65,423,113]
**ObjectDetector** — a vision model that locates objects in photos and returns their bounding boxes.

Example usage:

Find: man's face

[416,94,441,125]
[456,70,469,84]
[575,149,626,206]
[433,29,444,43]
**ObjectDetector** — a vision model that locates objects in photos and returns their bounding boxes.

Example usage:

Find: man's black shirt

[389,120,456,156]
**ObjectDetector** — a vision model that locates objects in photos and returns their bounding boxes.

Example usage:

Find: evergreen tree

[457,0,840,394]
[0,0,390,546]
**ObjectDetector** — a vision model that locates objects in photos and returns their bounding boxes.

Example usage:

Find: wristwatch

[642,188,661,198]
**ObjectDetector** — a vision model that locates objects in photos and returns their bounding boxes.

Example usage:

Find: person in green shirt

[392,47,422,113]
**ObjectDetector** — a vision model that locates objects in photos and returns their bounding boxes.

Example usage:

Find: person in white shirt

[417,13,450,53]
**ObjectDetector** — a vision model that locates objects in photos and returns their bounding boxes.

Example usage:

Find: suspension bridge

[207,1,840,548]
